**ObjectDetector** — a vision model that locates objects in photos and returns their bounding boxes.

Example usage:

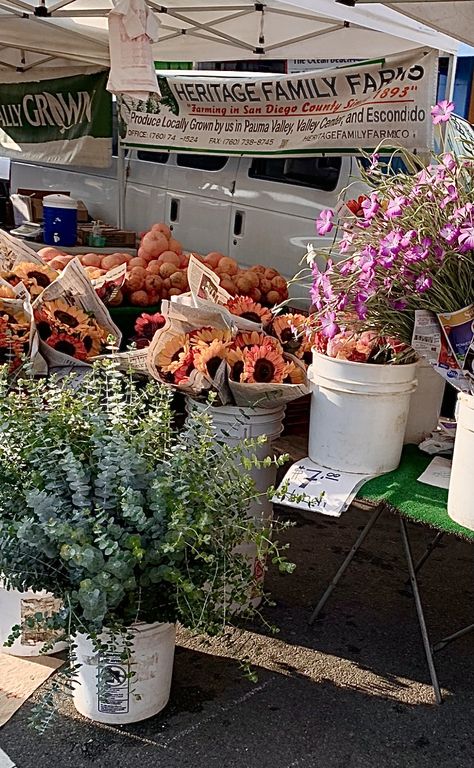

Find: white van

[8,114,474,301]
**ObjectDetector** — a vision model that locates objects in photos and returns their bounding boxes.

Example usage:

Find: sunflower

[226,296,273,326]
[242,344,287,384]
[283,361,306,384]
[234,331,283,355]
[155,334,189,373]
[85,318,110,346]
[271,314,306,349]
[12,262,58,297]
[194,339,228,380]
[226,347,245,382]
[40,299,93,336]
[46,332,89,361]
[33,307,54,340]
[81,332,103,357]
[189,327,232,348]
[295,337,314,366]
[0,303,28,323]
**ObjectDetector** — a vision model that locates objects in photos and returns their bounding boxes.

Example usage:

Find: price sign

[274,457,375,517]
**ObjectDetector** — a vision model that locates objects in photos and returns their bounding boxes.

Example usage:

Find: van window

[358,155,410,176]
[249,157,342,192]
[176,154,228,171]
[137,151,169,163]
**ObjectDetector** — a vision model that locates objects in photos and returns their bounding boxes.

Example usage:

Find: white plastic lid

[43,194,77,209]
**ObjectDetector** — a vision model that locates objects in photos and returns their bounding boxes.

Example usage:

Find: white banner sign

[122,48,437,156]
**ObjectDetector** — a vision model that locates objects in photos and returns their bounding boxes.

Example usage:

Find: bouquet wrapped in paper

[0,229,60,300]
[147,259,311,407]
[0,280,46,375]
[32,259,122,374]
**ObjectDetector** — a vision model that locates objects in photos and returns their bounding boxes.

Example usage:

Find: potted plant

[299,101,474,474]
[0,360,292,726]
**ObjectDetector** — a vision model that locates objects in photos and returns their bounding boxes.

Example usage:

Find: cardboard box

[77,224,137,248]
[12,189,88,224]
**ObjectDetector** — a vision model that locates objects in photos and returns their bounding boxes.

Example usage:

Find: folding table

[300,445,474,704]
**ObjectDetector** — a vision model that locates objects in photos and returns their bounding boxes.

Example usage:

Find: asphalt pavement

[1,502,474,768]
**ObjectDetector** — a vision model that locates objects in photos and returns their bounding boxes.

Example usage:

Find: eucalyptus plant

[0,360,293,645]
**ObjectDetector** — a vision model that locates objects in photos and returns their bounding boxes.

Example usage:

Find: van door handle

[170,198,180,222]
[233,210,244,237]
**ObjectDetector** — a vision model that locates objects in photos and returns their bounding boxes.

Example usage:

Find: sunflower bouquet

[147,300,310,406]
[32,258,121,372]
[147,301,234,399]
[0,292,46,376]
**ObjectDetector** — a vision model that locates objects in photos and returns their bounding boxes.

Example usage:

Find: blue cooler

[43,194,78,247]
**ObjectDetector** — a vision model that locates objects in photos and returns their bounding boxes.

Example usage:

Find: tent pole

[117,141,125,229]
[445,53,457,102]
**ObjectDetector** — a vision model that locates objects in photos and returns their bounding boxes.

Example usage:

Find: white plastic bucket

[308,351,418,474]
[404,359,445,445]
[185,399,285,521]
[448,393,474,530]
[73,622,176,724]
[185,399,285,609]
[0,584,67,656]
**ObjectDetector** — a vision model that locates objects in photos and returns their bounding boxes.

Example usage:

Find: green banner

[0,70,112,168]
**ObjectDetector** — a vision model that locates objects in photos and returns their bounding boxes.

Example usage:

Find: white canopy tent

[0,0,461,228]
[358,1,474,48]
[0,0,459,74]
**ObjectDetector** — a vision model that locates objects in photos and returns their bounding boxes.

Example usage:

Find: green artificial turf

[360,445,474,541]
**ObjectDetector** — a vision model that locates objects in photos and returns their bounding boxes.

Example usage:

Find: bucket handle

[318,381,418,397]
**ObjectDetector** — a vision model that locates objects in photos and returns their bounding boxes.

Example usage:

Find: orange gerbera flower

[46,332,88,361]
[189,327,232,348]
[234,331,283,355]
[226,347,245,382]
[194,339,228,380]
[242,344,287,384]
[226,296,273,326]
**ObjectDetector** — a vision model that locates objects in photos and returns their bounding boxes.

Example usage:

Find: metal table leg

[412,531,445,577]
[399,517,443,705]
[434,623,474,653]
[309,505,384,625]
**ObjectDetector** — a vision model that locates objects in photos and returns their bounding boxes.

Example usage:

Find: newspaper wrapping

[228,353,310,408]
[411,309,472,393]
[184,255,266,331]
[0,229,44,270]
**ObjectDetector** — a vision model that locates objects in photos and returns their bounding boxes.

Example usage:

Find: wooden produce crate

[77,224,137,248]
